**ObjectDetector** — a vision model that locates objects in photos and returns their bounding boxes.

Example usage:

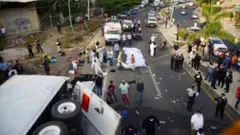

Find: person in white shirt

[1,27,6,39]
[127,33,132,46]
[122,34,127,46]
[91,59,107,76]
[137,20,141,27]
[187,84,197,111]
[189,50,196,68]
[191,110,204,135]
[113,42,120,58]
[150,34,157,43]
[150,43,157,57]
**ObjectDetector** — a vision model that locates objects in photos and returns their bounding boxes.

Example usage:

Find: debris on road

[143,70,149,73]
[157,82,160,84]
[155,96,160,99]
[168,117,170,119]
[136,110,140,115]
[210,126,217,130]
[165,90,168,92]
[170,120,173,122]
[160,121,166,124]
[159,77,162,80]
[170,76,174,78]
[152,74,156,77]
[182,72,186,75]
[171,100,176,104]
[176,99,179,102]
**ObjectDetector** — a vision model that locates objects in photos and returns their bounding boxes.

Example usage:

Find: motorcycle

[159,41,167,50]
[133,33,142,41]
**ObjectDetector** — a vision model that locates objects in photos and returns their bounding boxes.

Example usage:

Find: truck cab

[104,22,122,45]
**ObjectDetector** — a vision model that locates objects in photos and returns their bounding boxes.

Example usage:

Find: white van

[104,22,122,45]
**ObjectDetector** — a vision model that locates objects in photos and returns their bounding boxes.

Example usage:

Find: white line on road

[147,66,162,97]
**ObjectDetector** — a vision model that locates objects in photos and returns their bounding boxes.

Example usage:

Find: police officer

[142,115,160,135]
[179,54,184,69]
[170,54,175,69]
[214,93,227,119]
[225,71,233,93]
[194,72,202,93]
[217,65,227,88]
[174,56,180,72]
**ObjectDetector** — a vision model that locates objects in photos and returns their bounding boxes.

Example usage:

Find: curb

[158,25,240,121]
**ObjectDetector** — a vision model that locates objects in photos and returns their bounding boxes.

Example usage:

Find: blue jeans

[115,51,119,58]
[109,57,113,66]
[95,85,102,96]
[211,79,217,88]
[138,92,143,104]
[205,71,212,81]
[235,98,240,108]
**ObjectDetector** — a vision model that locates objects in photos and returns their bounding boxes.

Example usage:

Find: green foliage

[202,6,222,15]
[197,0,218,6]
[0,39,6,50]
[186,8,235,45]
[97,0,140,13]
[177,29,189,40]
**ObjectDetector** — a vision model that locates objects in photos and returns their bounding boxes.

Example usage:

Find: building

[0,0,40,37]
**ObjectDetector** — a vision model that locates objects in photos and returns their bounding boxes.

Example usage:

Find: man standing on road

[127,33,132,46]
[189,50,196,68]
[114,42,120,58]
[225,71,233,93]
[179,54,184,69]
[108,80,118,102]
[136,79,144,105]
[121,124,137,135]
[130,54,135,71]
[122,33,127,46]
[27,44,34,58]
[214,93,227,120]
[211,67,219,89]
[43,56,51,75]
[142,115,160,135]
[170,54,175,69]
[57,23,62,34]
[119,80,130,106]
[194,53,201,71]
[187,85,197,112]
[191,110,204,135]
[95,75,103,96]
[217,65,227,88]
[150,42,157,57]
[194,72,202,93]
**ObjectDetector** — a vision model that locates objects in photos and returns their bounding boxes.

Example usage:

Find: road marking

[182,65,236,122]
[147,66,162,97]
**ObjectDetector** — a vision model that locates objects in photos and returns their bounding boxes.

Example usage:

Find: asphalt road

[105,7,233,135]
[172,5,237,51]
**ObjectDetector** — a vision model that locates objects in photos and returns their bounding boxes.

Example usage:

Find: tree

[186,9,235,55]
[187,9,235,45]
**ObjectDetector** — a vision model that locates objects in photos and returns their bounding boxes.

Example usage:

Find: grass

[160,10,169,17]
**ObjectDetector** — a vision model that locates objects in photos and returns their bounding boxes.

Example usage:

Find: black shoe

[225,91,229,93]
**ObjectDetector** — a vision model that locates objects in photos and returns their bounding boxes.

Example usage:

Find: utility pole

[170,0,175,22]
[88,0,90,20]
[68,0,74,32]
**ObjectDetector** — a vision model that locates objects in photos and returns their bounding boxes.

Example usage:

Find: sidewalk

[158,24,240,116]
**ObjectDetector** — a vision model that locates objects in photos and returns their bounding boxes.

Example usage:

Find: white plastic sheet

[123,47,147,67]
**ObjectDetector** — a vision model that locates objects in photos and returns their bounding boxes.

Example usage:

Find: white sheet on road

[123,47,146,67]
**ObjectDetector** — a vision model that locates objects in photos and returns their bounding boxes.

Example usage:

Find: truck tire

[51,99,80,121]
[32,121,68,135]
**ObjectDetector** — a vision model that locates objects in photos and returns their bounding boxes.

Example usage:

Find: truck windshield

[107,30,119,34]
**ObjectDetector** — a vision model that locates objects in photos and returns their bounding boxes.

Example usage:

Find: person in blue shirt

[121,124,137,135]
[0,57,9,80]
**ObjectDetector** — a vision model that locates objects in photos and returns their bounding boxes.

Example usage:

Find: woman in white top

[107,48,114,66]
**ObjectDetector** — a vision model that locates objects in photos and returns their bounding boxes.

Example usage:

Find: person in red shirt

[235,87,240,110]
[108,80,118,102]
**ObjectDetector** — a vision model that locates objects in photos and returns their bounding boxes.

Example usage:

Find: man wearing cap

[119,80,130,106]
[191,110,204,135]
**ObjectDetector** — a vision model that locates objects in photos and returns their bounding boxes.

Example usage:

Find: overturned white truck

[104,22,122,46]
[0,75,121,135]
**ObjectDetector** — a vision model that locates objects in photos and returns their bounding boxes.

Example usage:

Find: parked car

[187,26,201,33]
[209,37,228,56]
[117,13,127,19]
[131,9,137,15]
[180,10,187,15]
[191,14,199,19]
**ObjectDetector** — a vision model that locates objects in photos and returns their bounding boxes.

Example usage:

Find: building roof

[0,75,69,135]
[0,0,38,3]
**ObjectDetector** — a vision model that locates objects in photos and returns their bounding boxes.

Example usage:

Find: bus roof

[0,75,69,135]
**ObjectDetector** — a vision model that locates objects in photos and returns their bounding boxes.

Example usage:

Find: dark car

[131,9,137,15]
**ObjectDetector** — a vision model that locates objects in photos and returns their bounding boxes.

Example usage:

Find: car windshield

[124,22,132,25]
[212,39,223,44]
[148,18,156,22]
[217,48,227,52]
[107,30,119,34]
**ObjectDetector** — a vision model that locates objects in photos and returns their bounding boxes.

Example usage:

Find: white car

[210,37,228,56]
[140,4,145,8]
[187,26,201,33]
[189,2,194,6]
[192,14,198,19]
[182,5,186,8]
[147,17,158,27]
[180,11,186,15]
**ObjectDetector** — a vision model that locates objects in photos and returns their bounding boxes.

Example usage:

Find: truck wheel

[32,121,68,135]
[51,99,80,121]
